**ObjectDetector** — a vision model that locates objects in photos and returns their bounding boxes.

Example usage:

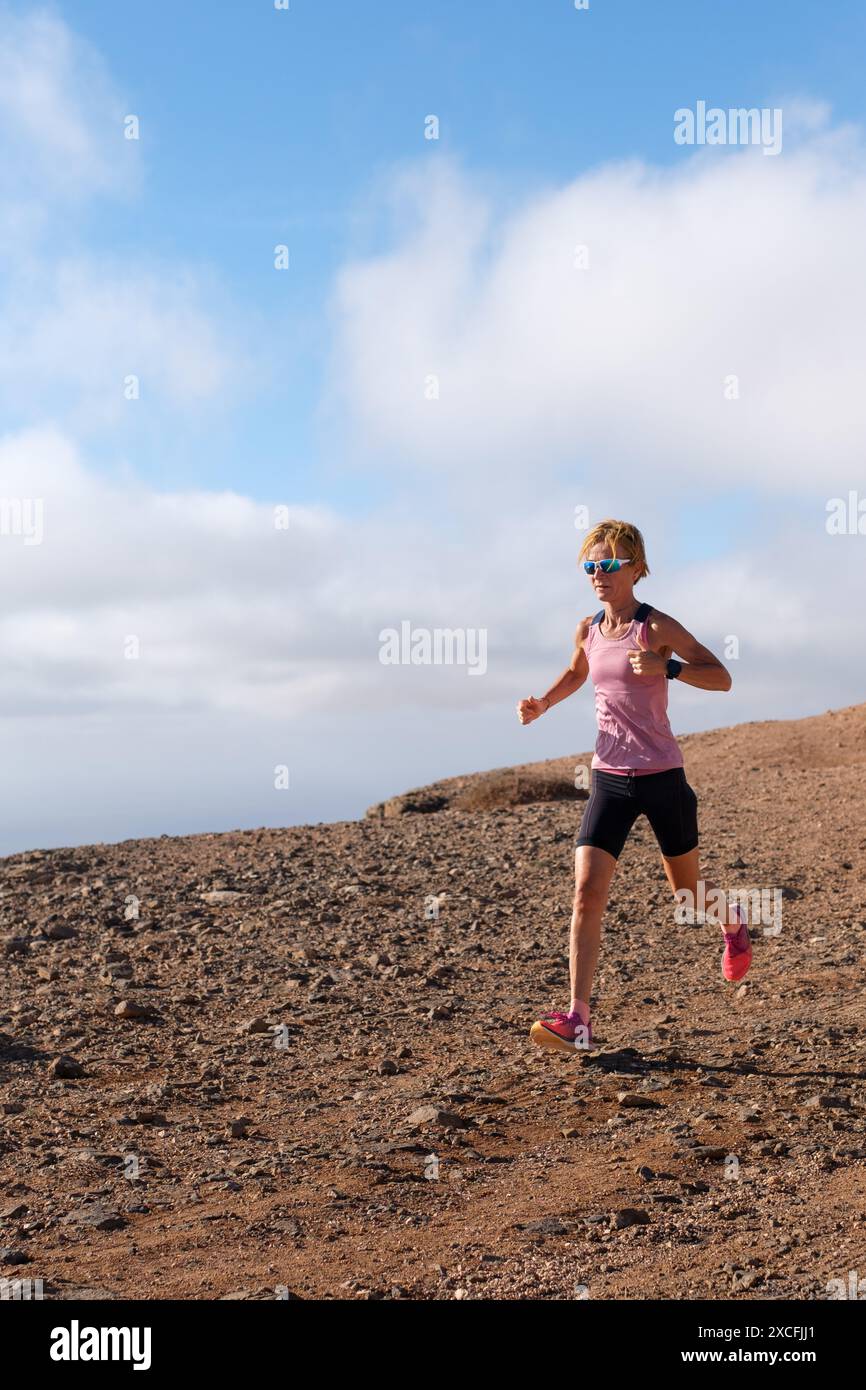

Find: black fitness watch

[665,659,683,680]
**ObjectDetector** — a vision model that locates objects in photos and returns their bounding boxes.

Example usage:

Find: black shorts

[576,767,698,860]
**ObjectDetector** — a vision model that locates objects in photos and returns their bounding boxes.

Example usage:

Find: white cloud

[0,256,254,430]
[0,7,258,429]
[0,426,535,720]
[0,420,862,856]
[1,425,862,725]
[0,4,138,228]
[329,132,866,496]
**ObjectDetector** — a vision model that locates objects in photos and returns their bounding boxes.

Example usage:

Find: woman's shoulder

[576,612,599,646]
[641,605,675,652]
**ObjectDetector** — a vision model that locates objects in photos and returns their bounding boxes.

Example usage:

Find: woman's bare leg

[570,845,618,1020]
[660,847,740,932]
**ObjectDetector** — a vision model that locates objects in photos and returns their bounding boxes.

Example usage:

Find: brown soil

[1,703,865,1300]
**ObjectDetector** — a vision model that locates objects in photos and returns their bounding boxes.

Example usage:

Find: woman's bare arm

[635,611,732,692]
[517,616,593,724]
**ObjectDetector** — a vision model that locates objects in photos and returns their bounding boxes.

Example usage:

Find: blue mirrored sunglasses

[583,558,633,575]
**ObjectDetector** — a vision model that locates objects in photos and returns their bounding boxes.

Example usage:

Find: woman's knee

[573,876,610,911]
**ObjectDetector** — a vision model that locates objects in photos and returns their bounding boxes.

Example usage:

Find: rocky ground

[1,703,864,1301]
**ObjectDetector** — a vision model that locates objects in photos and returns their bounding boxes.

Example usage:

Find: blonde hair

[578,519,649,582]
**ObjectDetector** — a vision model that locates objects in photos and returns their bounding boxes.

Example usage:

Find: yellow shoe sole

[529,1021,592,1055]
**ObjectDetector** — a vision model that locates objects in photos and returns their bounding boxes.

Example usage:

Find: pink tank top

[584,602,683,775]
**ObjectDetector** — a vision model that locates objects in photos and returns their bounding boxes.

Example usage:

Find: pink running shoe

[722,905,752,982]
[530,1009,593,1054]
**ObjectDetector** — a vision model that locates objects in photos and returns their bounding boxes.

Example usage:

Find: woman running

[516,518,751,1053]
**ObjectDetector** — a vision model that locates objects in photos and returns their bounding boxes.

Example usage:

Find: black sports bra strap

[592,603,651,629]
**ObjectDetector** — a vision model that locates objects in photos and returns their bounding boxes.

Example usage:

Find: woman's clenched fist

[517,696,549,725]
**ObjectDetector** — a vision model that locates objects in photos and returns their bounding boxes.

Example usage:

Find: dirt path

[1,704,864,1299]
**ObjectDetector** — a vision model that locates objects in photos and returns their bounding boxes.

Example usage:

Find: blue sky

[1,1,865,853]
[60,0,866,507]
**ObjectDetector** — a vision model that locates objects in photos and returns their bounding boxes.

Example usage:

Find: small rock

[613,1208,650,1229]
[0,1248,31,1265]
[113,1000,155,1020]
[48,1054,85,1079]
[42,922,76,940]
[405,1106,469,1131]
[523,1217,568,1236]
[100,962,133,982]
[122,1111,167,1127]
[66,1204,128,1232]
[805,1093,849,1111]
[0,1202,28,1220]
